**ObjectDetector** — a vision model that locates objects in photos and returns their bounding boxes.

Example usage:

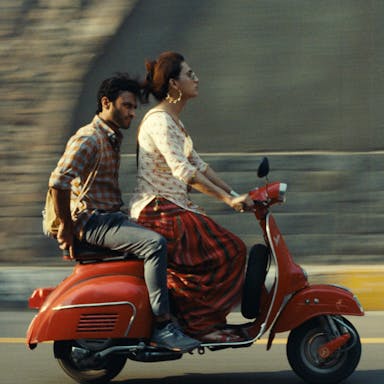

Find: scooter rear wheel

[54,340,127,384]
[286,315,361,384]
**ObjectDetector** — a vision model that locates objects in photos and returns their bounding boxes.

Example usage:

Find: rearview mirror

[257,157,269,178]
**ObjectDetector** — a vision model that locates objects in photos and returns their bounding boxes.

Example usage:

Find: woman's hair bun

[143,52,184,102]
[142,59,157,103]
[145,60,156,84]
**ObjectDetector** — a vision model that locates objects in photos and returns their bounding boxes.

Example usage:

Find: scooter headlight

[279,183,287,203]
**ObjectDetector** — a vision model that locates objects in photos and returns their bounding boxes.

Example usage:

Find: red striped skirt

[138,198,246,336]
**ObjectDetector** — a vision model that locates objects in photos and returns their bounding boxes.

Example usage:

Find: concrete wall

[0,0,138,263]
[1,1,383,265]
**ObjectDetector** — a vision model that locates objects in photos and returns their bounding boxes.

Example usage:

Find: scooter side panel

[26,274,152,347]
[271,284,364,333]
[28,260,145,312]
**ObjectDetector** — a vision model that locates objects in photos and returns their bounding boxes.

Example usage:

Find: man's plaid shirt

[49,115,124,236]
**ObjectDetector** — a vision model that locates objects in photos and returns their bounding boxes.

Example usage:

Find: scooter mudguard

[27,260,153,348]
[271,284,364,334]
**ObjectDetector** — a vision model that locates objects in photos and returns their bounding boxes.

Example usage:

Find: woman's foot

[197,329,246,343]
[214,323,251,339]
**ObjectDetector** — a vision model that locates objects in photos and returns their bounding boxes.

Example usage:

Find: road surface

[0,310,383,384]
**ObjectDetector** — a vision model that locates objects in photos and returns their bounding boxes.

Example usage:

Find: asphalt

[0,264,382,311]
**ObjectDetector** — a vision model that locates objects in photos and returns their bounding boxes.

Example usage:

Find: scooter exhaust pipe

[93,343,183,362]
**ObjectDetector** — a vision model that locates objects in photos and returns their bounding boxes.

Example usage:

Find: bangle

[230,190,240,197]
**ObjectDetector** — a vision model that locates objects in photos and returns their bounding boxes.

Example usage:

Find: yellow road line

[361,338,384,344]
[2,338,384,344]
[1,338,26,343]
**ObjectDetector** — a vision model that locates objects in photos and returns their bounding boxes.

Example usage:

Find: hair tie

[145,60,157,84]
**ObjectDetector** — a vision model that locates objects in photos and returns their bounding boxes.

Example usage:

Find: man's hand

[57,222,74,259]
[50,188,74,259]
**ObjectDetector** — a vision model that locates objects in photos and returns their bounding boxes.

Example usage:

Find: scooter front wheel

[286,315,361,384]
[54,340,127,384]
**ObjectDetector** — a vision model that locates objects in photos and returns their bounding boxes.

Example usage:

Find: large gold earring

[165,89,182,104]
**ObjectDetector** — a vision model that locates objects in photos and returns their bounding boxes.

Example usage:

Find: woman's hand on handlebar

[230,194,254,212]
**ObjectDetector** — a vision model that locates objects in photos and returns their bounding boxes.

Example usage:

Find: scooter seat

[63,238,133,263]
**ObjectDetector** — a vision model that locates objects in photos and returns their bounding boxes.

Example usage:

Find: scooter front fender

[26,274,152,348]
[272,284,364,334]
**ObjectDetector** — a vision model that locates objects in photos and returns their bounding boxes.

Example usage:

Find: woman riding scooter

[130,51,254,343]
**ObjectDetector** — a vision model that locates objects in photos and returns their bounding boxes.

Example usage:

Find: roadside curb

[305,265,384,311]
[0,265,382,310]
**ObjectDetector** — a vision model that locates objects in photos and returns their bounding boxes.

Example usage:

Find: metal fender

[272,284,364,333]
[26,274,152,348]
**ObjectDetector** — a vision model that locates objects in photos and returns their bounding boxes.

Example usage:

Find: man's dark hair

[96,73,143,113]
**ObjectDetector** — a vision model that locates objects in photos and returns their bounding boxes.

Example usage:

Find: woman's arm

[203,165,233,194]
[189,171,231,205]
[189,170,253,211]
[143,114,252,210]
[189,149,240,196]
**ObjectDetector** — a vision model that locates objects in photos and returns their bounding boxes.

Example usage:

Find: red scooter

[26,157,364,384]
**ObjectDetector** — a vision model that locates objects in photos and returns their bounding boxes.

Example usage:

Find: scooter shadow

[115,371,300,384]
[115,369,383,384]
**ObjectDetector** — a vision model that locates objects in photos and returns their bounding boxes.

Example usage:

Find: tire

[241,243,269,319]
[287,316,361,384]
[54,340,127,384]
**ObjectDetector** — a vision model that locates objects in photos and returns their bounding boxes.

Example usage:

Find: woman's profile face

[175,61,199,99]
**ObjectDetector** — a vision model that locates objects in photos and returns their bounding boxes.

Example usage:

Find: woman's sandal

[198,329,246,343]
[214,324,251,339]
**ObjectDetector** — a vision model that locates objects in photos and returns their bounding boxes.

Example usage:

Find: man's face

[104,91,137,130]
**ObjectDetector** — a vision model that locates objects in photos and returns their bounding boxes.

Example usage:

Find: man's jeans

[82,211,169,317]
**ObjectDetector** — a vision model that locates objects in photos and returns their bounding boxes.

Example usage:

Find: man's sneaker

[150,322,201,353]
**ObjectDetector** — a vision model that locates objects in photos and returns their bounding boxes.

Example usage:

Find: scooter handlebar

[249,182,287,207]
